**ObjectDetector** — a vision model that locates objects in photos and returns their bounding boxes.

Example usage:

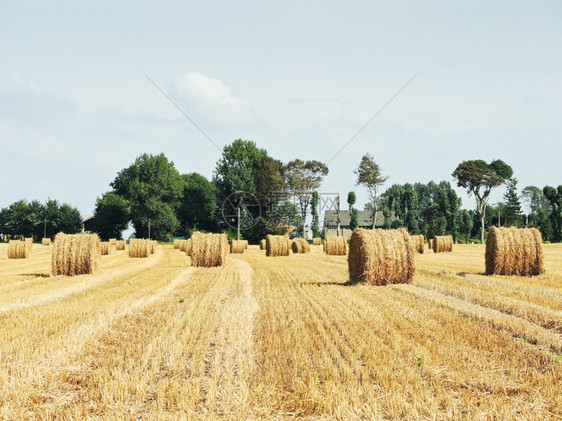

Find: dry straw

[433,235,453,253]
[485,226,544,276]
[129,239,150,258]
[266,235,290,257]
[427,238,433,250]
[348,228,415,285]
[42,238,51,246]
[25,237,33,254]
[115,240,126,251]
[179,240,189,252]
[313,237,322,246]
[173,239,180,249]
[109,238,117,245]
[291,238,310,254]
[231,240,246,254]
[324,236,348,255]
[190,231,228,267]
[8,240,29,259]
[243,240,248,249]
[100,241,113,255]
[411,234,424,254]
[150,240,157,254]
[259,239,266,250]
[185,238,192,256]
[51,233,101,276]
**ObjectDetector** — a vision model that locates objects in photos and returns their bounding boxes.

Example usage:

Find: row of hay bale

[129,239,157,258]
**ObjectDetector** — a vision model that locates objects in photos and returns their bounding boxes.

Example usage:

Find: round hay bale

[259,239,266,250]
[115,240,126,251]
[100,241,113,255]
[313,237,322,246]
[324,236,347,255]
[129,238,150,258]
[433,235,453,253]
[231,240,246,254]
[411,234,424,254]
[109,238,117,246]
[291,238,310,254]
[485,226,544,276]
[150,240,157,254]
[25,237,33,254]
[51,233,101,276]
[243,240,248,249]
[42,238,51,246]
[8,240,29,259]
[348,228,415,285]
[179,240,189,252]
[191,232,228,267]
[266,235,290,257]
[185,238,192,256]
[173,239,180,249]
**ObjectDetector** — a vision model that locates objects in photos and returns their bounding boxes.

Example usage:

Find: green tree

[178,173,217,234]
[502,178,523,227]
[347,191,358,231]
[310,191,321,237]
[92,192,130,240]
[543,185,562,242]
[285,159,329,236]
[355,154,388,229]
[111,153,183,241]
[57,204,83,234]
[0,200,43,239]
[458,209,475,242]
[452,159,513,243]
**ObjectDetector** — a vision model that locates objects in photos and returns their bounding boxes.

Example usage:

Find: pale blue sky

[1,1,561,218]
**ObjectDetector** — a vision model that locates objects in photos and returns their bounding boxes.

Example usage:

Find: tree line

[1,141,560,243]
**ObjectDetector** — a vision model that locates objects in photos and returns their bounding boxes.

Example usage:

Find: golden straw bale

[185,238,192,256]
[115,240,126,250]
[190,232,228,267]
[179,240,189,252]
[485,226,544,276]
[109,238,117,245]
[8,240,29,259]
[242,240,248,249]
[173,239,180,249]
[149,240,157,254]
[324,236,347,255]
[266,235,290,257]
[129,238,150,258]
[42,238,51,246]
[411,234,424,254]
[348,228,415,285]
[25,237,33,254]
[433,235,453,253]
[100,241,113,255]
[291,238,310,253]
[313,237,322,246]
[51,233,101,276]
[259,239,266,250]
[231,240,246,254]
[427,238,433,250]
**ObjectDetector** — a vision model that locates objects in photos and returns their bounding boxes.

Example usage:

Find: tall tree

[543,185,562,242]
[285,159,329,236]
[347,191,358,231]
[111,153,183,241]
[177,173,217,234]
[452,159,513,243]
[355,154,388,229]
[502,178,523,227]
[310,191,321,238]
[92,192,130,240]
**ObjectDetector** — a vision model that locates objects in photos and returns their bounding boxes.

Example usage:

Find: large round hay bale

[259,239,266,250]
[8,240,29,259]
[313,237,322,246]
[485,226,544,276]
[231,240,245,254]
[129,239,150,258]
[52,233,101,276]
[100,241,113,255]
[115,240,126,250]
[179,240,189,252]
[348,228,415,285]
[191,232,228,267]
[324,236,347,255]
[411,234,424,254]
[433,235,453,253]
[42,238,51,246]
[291,238,310,254]
[266,235,290,257]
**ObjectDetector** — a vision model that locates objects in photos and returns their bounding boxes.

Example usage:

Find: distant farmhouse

[323,210,399,240]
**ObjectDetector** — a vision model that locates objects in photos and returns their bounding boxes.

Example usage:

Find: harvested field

[0,242,560,419]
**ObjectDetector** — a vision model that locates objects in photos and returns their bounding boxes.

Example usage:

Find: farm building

[323,210,399,240]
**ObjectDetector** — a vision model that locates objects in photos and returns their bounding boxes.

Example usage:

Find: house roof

[323,210,395,228]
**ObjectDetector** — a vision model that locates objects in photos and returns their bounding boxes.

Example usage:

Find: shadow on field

[300,280,356,287]
[20,273,50,278]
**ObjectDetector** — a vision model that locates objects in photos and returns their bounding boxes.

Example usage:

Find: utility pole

[237,207,240,240]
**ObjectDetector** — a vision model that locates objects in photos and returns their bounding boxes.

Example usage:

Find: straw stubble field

[0,242,561,419]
